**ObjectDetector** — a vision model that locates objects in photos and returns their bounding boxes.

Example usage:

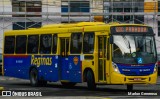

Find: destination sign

[115,26,148,33]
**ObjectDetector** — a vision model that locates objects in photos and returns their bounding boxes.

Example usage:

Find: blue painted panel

[59,55,82,82]
[67,56,81,70]
[30,55,59,82]
[4,55,60,81]
[117,63,155,76]
[4,55,82,82]
[4,55,30,79]
[60,56,69,80]
[69,70,81,82]
[67,55,82,82]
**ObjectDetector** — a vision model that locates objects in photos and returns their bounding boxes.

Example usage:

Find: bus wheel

[61,82,76,87]
[127,84,133,91]
[30,68,39,87]
[86,70,96,90]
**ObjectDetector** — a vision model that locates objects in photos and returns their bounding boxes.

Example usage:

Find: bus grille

[122,71,151,76]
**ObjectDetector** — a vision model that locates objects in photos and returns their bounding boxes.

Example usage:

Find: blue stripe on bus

[4,55,82,83]
[117,63,155,76]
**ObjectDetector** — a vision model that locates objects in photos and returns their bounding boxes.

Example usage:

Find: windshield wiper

[122,35,131,54]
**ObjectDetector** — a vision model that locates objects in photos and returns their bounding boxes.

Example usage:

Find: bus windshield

[112,35,157,64]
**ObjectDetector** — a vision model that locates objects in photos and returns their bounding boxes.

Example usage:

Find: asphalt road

[0,76,160,99]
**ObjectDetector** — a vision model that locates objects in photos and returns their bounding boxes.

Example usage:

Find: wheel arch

[83,67,95,82]
[29,66,37,77]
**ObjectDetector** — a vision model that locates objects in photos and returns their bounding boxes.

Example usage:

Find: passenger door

[98,36,107,82]
[60,38,70,80]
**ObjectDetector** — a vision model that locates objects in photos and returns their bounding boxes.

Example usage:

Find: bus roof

[76,22,105,26]
[4,22,150,36]
[41,22,105,29]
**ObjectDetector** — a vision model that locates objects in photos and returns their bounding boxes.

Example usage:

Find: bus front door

[98,36,107,82]
[60,38,70,80]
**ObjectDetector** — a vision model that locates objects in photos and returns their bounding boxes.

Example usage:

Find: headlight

[112,62,120,73]
[153,62,158,73]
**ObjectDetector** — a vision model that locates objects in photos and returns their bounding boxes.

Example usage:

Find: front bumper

[110,71,157,84]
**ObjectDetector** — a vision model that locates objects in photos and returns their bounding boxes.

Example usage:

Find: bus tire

[30,68,39,87]
[61,82,76,87]
[127,84,133,91]
[86,70,96,90]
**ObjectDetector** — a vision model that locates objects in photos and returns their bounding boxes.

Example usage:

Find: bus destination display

[115,26,148,33]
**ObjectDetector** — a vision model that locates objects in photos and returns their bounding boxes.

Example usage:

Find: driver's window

[113,44,122,57]
[136,37,145,52]
[146,37,152,53]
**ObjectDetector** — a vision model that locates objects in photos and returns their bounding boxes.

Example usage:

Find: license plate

[134,78,141,81]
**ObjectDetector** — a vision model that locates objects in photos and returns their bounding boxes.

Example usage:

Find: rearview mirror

[109,35,113,44]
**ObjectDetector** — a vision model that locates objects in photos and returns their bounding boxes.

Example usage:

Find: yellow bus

[3,22,158,91]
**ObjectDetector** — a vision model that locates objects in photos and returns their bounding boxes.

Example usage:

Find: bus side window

[16,35,27,54]
[40,34,52,54]
[4,36,15,54]
[52,34,57,54]
[83,32,95,54]
[70,33,82,54]
[27,35,39,54]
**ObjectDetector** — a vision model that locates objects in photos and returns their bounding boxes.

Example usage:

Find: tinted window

[4,36,15,54]
[83,33,94,54]
[70,33,82,54]
[40,34,52,54]
[16,35,27,54]
[27,35,39,54]
[52,34,57,54]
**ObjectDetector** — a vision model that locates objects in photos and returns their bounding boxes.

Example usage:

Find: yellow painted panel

[58,33,71,37]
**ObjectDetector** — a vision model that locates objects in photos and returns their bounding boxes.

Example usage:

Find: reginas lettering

[31,55,52,67]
